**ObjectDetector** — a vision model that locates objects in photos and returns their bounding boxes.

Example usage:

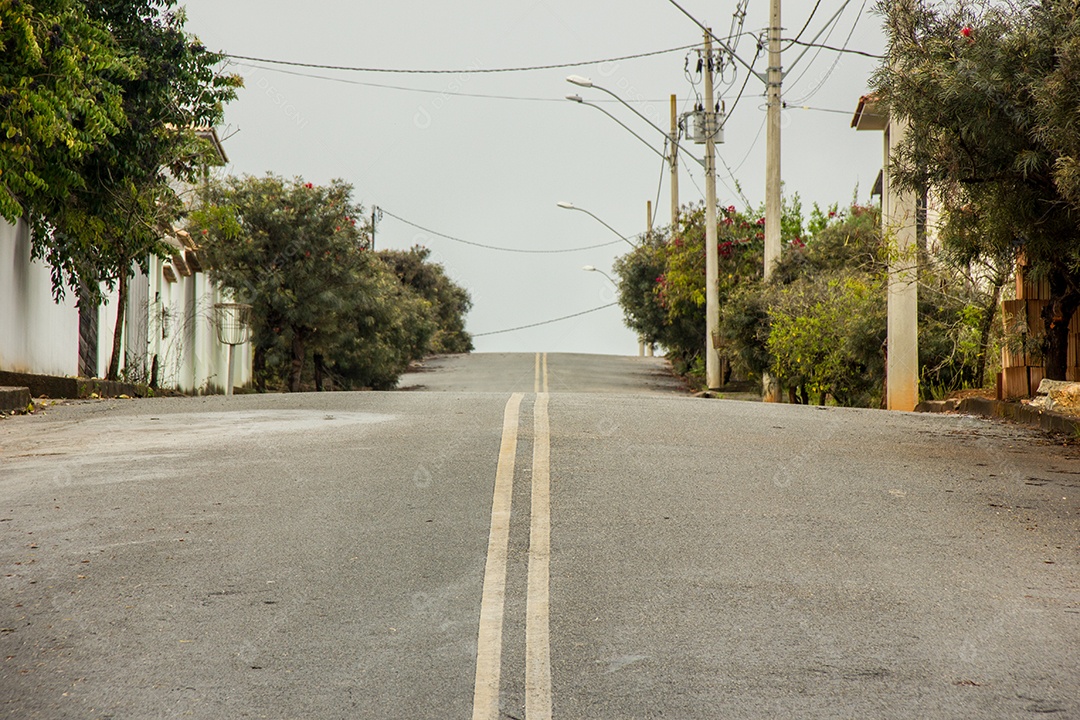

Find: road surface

[1,352,1077,719]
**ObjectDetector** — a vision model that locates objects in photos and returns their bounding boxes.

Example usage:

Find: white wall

[2,217,250,392]
[146,253,252,394]
[0,218,80,377]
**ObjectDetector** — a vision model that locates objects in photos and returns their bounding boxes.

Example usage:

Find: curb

[916,397,1080,436]
[0,371,145,399]
[0,386,31,415]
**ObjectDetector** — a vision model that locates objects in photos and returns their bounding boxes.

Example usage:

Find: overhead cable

[472,303,619,337]
[223,43,696,75]
[380,208,629,254]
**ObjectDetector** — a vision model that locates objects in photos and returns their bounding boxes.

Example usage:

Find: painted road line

[526,392,552,719]
[542,352,549,393]
[534,353,541,394]
[471,393,525,720]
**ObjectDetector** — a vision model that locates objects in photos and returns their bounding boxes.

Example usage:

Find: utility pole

[370,205,382,251]
[762,0,783,402]
[703,30,721,390]
[670,94,680,228]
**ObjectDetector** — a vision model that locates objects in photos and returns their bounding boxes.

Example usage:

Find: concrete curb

[0,371,145,399]
[0,386,31,415]
[916,396,1080,436]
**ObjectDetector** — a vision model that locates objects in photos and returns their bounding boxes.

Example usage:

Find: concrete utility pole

[670,94,680,227]
[762,0,784,402]
[703,30,722,390]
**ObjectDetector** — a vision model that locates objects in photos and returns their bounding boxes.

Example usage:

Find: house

[0,128,251,395]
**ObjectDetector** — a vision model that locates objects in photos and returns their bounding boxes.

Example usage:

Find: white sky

[180,0,887,355]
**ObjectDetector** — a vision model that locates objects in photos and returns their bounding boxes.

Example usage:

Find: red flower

[726,205,736,214]
[960,26,972,38]
[756,217,766,226]
[791,236,805,248]
[828,211,836,218]
[304,182,314,189]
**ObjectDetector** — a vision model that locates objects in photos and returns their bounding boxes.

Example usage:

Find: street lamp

[566,76,705,168]
[581,264,617,286]
[581,264,647,357]
[565,95,671,165]
[557,202,637,248]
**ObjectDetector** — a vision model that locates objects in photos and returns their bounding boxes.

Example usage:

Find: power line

[380,208,629,254]
[472,303,619,337]
[235,61,736,105]
[223,43,697,75]
[783,101,868,117]
[783,0,823,51]
[788,0,874,104]
[781,39,882,59]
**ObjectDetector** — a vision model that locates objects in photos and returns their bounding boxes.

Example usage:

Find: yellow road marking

[471,393,524,720]
[526,392,552,719]
[542,353,549,393]
[534,353,541,393]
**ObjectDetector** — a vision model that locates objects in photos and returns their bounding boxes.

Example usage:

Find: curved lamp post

[566,76,705,168]
[557,201,637,248]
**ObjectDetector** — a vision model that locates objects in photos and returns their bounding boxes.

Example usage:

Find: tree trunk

[253,345,267,393]
[107,273,128,382]
[1042,270,1080,381]
[313,353,326,391]
[1042,294,1079,381]
[974,278,1005,388]
[289,331,307,392]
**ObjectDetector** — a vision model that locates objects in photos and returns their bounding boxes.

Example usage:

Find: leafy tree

[874,0,1080,379]
[1,0,240,380]
[767,274,886,406]
[0,0,133,280]
[377,246,473,354]
[613,234,669,351]
[191,175,371,392]
[721,204,883,395]
[192,174,458,393]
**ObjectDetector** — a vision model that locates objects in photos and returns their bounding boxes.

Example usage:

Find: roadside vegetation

[190,174,472,392]
[1,1,470,392]
[614,196,1004,407]
[617,0,1080,407]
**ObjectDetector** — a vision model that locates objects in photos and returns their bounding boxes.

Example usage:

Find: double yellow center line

[473,353,553,719]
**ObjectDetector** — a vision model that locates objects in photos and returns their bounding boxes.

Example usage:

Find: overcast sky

[179,0,887,355]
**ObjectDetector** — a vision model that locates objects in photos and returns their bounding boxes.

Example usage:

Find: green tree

[377,246,474,354]
[0,0,133,279]
[1,0,240,381]
[191,175,371,392]
[874,0,1080,379]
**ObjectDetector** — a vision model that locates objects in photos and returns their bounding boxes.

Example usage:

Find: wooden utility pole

[670,94,680,228]
[762,0,783,401]
[703,30,721,390]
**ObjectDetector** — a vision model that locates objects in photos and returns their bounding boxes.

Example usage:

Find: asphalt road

[1,352,1077,719]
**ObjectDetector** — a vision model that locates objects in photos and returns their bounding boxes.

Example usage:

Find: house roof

[193,126,229,164]
[852,94,888,131]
